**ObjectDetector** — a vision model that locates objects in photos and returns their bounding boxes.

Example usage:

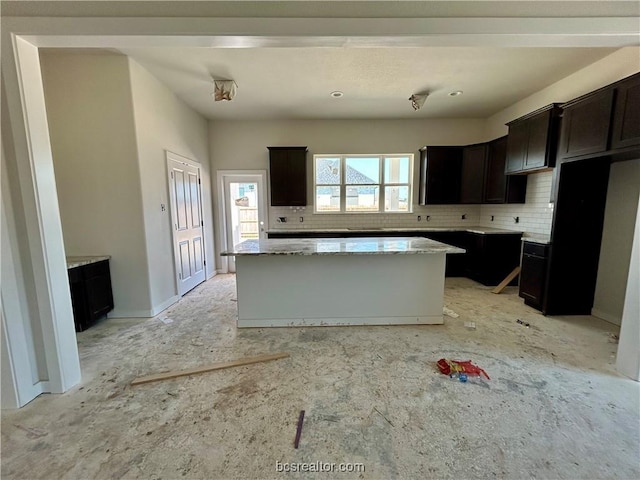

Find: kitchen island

[221,237,464,328]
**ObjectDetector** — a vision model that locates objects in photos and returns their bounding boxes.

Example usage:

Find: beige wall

[40,52,152,317]
[593,159,640,325]
[129,59,215,311]
[209,118,487,267]
[485,47,640,140]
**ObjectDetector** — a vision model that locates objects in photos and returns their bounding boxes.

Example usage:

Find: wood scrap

[130,352,289,386]
[492,266,521,294]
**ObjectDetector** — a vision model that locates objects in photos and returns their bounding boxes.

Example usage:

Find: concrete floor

[2,275,639,479]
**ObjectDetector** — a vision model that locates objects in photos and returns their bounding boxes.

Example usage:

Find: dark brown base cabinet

[519,242,549,311]
[268,230,521,286]
[68,260,114,332]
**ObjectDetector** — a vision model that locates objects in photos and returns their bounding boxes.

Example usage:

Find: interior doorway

[167,152,207,295]
[219,171,268,273]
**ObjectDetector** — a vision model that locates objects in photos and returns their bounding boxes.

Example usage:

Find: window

[314,154,413,213]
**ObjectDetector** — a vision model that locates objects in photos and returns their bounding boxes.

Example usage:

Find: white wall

[209,118,486,267]
[485,47,640,140]
[128,59,215,312]
[616,192,640,381]
[593,159,640,325]
[40,52,152,317]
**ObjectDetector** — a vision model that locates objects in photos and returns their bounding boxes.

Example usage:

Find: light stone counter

[66,255,111,270]
[221,237,465,256]
[267,226,523,235]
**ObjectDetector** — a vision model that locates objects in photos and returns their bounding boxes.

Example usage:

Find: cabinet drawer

[523,241,549,257]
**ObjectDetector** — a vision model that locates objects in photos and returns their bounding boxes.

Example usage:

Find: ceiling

[117,46,618,120]
[22,1,636,121]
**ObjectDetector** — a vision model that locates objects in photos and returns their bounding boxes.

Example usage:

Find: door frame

[217,170,269,273]
[166,151,207,295]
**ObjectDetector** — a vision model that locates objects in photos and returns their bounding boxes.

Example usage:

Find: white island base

[235,253,446,328]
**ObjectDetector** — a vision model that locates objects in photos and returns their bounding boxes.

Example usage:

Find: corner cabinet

[505,104,562,174]
[484,136,527,204]
[268,146,307,206]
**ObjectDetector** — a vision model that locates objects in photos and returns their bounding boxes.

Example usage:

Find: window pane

[385,186,409,212]
[345,157,379,184]
[315,157,341,185]
[346,185,379,212]
[385,156,410,184]
[316,186,340,212]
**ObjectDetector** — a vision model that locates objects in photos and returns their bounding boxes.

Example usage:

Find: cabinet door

[611,74,640,150]
[82,260,114,321]
[484,137,507,203]
[269,147,307,206]
[505,121,528,174]
[419,147,462,204]
[519,252,547,308]
[558,89,614,159]
[525,109,552,169]
[460,144,487,204]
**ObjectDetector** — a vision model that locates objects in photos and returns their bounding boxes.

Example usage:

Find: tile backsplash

[268,171,554,237]
[479,171,554,237]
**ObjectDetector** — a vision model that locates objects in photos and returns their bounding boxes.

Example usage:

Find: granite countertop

[521,235,552,245]
[267,226,522,235]
[221,237,465,256]
[66,255,111,269]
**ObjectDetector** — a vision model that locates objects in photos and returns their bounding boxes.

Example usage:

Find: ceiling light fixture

[409,93,429,111]
[449,90,464,97]
[212,79,238,101]
[330,91,344,98]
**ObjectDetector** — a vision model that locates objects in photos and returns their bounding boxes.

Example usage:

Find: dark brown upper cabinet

[268,146,307,206]
[484,136,527,204]
[611,73,640,150]
[419,146,462,204]
[558,88,614,159]
[460,144,487,204]
[505,104,562,174]
[556,72,640,164]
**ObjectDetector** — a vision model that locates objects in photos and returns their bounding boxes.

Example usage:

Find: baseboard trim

[591,308,621,326]
[150,296,180,317]
[108,308,153,318]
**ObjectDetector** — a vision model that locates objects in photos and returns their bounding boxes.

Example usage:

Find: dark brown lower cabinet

[68,260,114,332]
[519,242,549,311]
[464,233,522,286]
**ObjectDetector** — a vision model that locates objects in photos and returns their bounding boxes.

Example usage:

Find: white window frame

[313,154,413,214]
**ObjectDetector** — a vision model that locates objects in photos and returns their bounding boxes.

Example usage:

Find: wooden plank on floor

[492,266,521,294]
[130,352,290,386]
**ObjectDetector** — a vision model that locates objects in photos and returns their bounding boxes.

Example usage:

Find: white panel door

[167,155,206,296]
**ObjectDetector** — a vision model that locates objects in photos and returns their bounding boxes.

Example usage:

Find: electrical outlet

[417,215,421,221]
[491,215,494,221]
[426,215,431,222]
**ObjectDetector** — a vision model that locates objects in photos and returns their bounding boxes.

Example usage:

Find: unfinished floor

[2,275,639,479]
